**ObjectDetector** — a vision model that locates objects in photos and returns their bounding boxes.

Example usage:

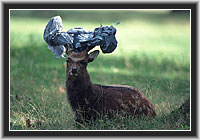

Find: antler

[65,44,73,55]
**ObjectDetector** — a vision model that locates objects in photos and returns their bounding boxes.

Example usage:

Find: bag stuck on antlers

[43,16,119,58]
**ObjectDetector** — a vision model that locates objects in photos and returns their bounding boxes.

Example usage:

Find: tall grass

[10,10,190,130]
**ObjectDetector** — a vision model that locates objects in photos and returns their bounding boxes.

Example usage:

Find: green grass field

[10,10,190,130]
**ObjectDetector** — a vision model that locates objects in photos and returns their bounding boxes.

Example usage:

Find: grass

[10,10,190,130]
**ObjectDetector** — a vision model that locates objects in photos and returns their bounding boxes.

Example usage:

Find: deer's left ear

[88,50,100,63]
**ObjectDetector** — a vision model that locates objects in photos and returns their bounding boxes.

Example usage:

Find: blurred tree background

[10,10,190,130]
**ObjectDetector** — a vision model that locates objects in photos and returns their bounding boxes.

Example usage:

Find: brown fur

[66,50,156,123]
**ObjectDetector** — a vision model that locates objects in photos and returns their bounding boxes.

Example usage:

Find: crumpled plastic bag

[43,16,119,58]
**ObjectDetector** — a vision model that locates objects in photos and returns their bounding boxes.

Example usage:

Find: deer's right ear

[88,50,100,63]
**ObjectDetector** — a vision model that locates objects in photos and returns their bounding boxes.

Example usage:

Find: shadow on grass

[10,45,190,83]
[10,45,190,101]
[10,45,190,79]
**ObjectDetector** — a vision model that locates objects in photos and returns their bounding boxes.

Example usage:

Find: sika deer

[66,49,156,123]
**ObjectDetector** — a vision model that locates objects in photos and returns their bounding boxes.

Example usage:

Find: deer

[65,47,156,123]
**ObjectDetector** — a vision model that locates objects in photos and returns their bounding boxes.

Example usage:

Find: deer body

[66,50,156,123]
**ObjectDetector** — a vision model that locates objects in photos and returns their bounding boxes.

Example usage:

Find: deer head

[66,47,99,80]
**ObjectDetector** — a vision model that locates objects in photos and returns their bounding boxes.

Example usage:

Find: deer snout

[69,67,78,77]
[72,67,78,74]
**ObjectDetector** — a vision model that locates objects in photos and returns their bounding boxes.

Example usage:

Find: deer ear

[88,50,100,63]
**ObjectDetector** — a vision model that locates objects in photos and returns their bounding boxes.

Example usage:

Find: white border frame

[8,9,192,132]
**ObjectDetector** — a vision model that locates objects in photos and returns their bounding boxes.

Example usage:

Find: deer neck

[66,70,93,95]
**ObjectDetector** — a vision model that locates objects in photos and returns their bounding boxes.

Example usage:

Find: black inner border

[3,2,197,137]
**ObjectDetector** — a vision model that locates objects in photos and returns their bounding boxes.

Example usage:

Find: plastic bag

[43,16,119,58]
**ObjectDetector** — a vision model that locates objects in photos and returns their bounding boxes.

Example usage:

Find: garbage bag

[43,16,119,58]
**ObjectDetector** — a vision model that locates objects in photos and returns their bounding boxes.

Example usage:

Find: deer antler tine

[65,44,73,55]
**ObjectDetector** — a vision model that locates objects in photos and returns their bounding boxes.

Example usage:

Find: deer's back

[93,84,156,117]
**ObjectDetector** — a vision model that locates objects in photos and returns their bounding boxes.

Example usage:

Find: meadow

[10,10,190,130]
